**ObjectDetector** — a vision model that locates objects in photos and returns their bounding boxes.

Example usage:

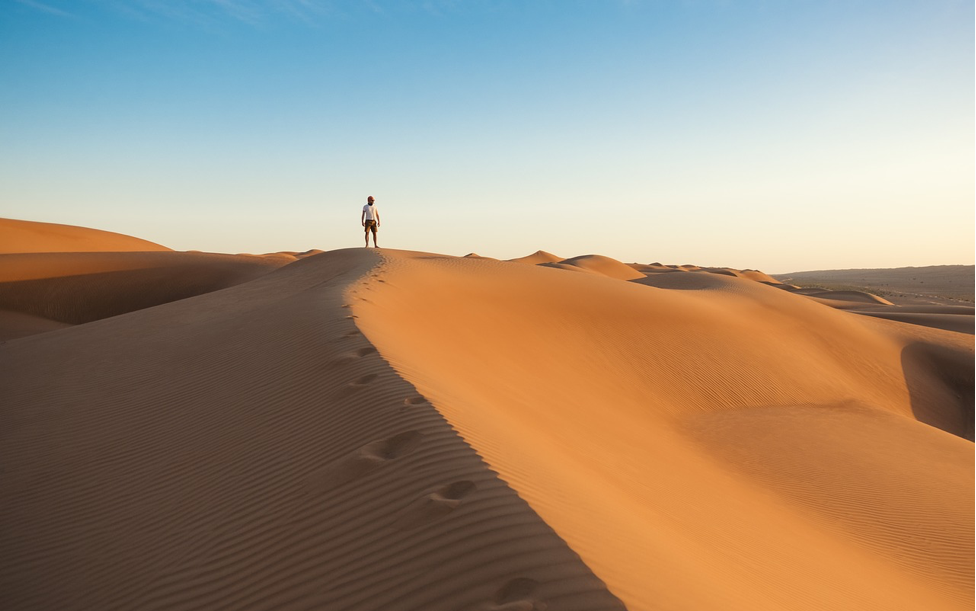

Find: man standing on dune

[361,196,381,248]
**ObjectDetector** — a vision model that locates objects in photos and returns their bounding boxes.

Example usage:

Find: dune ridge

[0,248,625,611]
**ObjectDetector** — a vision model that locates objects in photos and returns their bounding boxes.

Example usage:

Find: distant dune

[774,265,975,304]
[0,217,171,253]
[1,223,972,611]
[0,220,296,339]
[544,254,646,280]
[506,250,563,265]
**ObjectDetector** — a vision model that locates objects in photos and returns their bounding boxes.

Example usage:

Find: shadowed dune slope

[0,249,624,611]
[354,250,974,611]
[0,251,293,329]
[0,310,72,340]
[0,218,171,253]
[858,311,975,335]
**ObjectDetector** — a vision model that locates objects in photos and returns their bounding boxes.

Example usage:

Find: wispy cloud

[89,0,339,26]
[79,1,565,28]
[14,0,73,18]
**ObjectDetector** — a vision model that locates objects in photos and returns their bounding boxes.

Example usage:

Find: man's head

[367,196,375,205]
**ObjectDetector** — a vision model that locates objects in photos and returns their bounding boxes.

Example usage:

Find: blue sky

[1,0,972,272]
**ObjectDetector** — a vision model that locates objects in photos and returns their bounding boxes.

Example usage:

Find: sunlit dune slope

[0,218,171,253]
[544,254,646,280]
[353,249,974,611]
[0,248,625,611]
[506,250,562,265]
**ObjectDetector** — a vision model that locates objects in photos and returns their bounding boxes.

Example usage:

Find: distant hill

[0,218,170,254]
[773,265,974,305]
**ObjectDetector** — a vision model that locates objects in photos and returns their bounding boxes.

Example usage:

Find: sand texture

[1,222,972,611]
[1,247,624,610]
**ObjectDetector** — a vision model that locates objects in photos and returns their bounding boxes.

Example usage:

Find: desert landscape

[774,266,974,306]
[1,218,972,611]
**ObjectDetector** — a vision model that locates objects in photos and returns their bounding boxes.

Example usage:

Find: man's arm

[376,211,380,227]
[361,209,365,226]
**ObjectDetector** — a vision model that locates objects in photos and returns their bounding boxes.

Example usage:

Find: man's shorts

[364,220,377,235]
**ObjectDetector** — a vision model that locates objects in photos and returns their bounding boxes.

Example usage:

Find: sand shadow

[901,342,974,441]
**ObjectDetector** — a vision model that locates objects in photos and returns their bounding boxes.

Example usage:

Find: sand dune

[0,251,293,334]
[774,265,974,304]
[738,269,782,284]
[2,231,972,611]
[506,250,563,265]
[857,311,974,335]
[354,249,973,611]
[806,289,894,305]
[0,217,170,253]
[0,249,624,611]
[0,309,72,341]
[0,220,296,338]
[544,254,647,281]
[775,285,973,334]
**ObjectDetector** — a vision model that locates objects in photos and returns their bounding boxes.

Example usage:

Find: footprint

[350,373,378,386]
[330,346,376,368]
[329,354,357,367]
[330,346,377,368]
[394,480,477,529]
[404,395,428,406]
[343,329,362,338]
[439,480,477,500]
[361,430,423,460]
[487,578,547,611]
[307,431,423,493]
[333,372,380,398]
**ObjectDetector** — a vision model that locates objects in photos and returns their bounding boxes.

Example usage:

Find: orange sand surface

[354,250,974,611]
[0,217,171,253]
[1,221,972,611]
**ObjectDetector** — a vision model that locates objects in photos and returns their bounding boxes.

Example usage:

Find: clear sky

[1,0,972,273]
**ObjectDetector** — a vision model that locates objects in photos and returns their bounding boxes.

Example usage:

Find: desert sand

[1,220,972,611]
[0,218,172,254]
[774,265,975,305]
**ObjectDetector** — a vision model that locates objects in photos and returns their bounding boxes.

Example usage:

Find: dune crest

[506,250,562,265]
[547,254,646,281]
[0,248,626,610]
[0,218,171,253]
